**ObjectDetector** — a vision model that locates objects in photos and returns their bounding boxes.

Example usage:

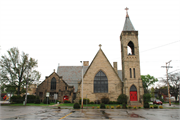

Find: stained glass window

[51,77,56,90]
[94,70,108,93]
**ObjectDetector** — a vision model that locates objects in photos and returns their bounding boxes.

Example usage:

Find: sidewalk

[0,101,11,105]
[163,103,180,108]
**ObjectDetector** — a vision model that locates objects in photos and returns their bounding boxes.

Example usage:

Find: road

[0,106,180,120]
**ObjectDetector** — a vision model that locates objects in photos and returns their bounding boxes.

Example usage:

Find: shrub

[11,95,23,103]
[133,106,137,109]
[79,98,90,104]
[116,105,121,109]
[109,101,113,104]
[106,105,110,109]
[57,100,61,103]
[94,100,100,104]
[23,95,36,103]
[143,93,151,103]
[90,102,94,104]
[144,102,149,108]
[101,96,109,104]
[159,106,163,109]
[154,105,158,109]
[43,97,50,104]
[117,94,128,104]
[97,106,100,109]
[73,103,80,109]
[122,103,127,109]
[128,106,132,109]
[111,106,114,109]
[138,106,141,109]
[64,100,71,103]
[92,106,95,109]
[34,96,41,104]
[100,103,106,109]
[150,105,154,109]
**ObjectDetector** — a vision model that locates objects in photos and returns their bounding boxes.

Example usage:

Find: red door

[63,96,69,102]
[130,91,137,101]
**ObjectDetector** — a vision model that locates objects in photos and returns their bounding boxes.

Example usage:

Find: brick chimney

[83,61,89,66]
[113,62,118,73]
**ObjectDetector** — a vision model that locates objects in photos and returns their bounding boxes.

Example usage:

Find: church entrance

[130,85,137,101]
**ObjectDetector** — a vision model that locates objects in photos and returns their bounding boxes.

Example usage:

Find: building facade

[36,71,74,102]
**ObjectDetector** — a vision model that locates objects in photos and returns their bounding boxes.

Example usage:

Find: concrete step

[130,101,141,105]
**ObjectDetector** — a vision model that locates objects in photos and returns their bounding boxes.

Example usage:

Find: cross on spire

[125,7,129,17]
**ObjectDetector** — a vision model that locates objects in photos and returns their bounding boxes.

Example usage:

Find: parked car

[153,100,163,105]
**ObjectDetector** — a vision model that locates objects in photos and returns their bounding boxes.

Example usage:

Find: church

[36,9,144,106]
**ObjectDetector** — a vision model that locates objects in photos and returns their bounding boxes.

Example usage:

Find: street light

[80,61,83,109]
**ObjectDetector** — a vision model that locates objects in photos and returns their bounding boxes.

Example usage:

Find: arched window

[127,41,135,55]
[133,68,135,78]
[51,77,56,90]
[130,85,137,91]
[94,70,108,93]
[130,68,132,78]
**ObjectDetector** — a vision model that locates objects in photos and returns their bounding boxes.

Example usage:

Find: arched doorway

[130,85,137,101]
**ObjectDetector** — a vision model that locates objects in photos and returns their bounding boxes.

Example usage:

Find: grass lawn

[1,103,56,106]
[59,103,121,107]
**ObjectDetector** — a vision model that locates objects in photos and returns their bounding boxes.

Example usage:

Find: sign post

[46,92,49,106]
[54,94,57,104]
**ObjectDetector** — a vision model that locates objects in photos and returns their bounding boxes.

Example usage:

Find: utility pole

[161,60,172,106]
[80,61,83,109]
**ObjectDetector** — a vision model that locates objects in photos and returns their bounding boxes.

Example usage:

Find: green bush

[154,105,158,109]
[34,96,41,104]
[101,96,109,104]
[90,102,94,104]
[43,97,50,104]
[100,103,106,109]
[23,95,36,103]
[144,102,149,108]
[122,103,127,109]
[11,95,23,103]
[64,100,71,103]
[117,94,128,104]
[143,93,151,103]
[79,98,90,104]
[94,100,100,104]
[73,103,80,109]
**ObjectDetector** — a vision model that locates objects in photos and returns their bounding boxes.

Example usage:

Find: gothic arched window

[51,77,56,90]
[130,85,137,91]
[127,41,135,55]
[94,70,108,93]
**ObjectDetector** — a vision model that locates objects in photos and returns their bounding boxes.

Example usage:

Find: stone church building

[37,10,144,106]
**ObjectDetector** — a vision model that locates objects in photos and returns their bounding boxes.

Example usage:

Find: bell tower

[120,8,144,105]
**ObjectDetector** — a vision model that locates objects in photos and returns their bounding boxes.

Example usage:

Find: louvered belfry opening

[51,77,56,90]
[94,70,108,93]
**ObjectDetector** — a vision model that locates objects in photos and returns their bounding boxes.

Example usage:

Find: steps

[129,101,142,107]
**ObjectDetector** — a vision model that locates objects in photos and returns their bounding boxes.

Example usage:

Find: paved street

[0,105,180,120]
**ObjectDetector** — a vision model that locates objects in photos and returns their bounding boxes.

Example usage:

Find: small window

[130,68,132,78]
[133,68,135,78]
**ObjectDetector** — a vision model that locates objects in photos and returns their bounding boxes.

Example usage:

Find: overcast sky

[0,0,180,86]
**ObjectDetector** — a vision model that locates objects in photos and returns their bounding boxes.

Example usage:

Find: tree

[168,72,180,102]
[0,47,41,96]
[141,74,158,93]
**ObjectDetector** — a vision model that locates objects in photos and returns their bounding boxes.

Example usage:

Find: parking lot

[0,105,180,120]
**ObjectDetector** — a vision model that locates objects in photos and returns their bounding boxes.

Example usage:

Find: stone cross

[99,44,102,48]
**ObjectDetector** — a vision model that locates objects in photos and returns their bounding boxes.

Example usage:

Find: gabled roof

[83,48,122,82]
[117,70,123,82]
[123,13,135,31]
[57,66,88,92]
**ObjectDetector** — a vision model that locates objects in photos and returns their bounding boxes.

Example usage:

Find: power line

[141,40,180,53]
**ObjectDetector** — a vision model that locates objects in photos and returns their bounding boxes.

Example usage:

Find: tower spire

[123,7,135,31]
